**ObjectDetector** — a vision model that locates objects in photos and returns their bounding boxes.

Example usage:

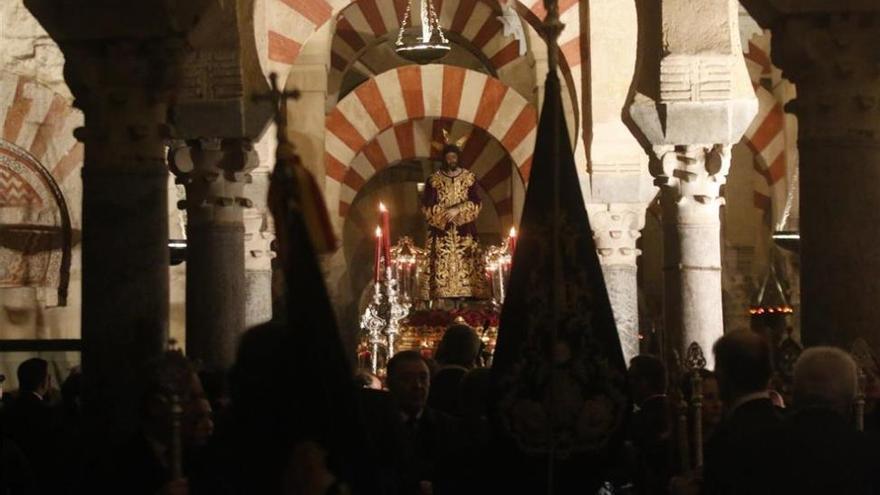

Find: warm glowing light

[375,226,382,237]
[509,226,517,238]
[749,305,794,316]
[379,202,387,212]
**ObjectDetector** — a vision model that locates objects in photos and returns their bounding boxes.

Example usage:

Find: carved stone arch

[325,64,538,231]
[0,140,72,306]
[340,117,521,227]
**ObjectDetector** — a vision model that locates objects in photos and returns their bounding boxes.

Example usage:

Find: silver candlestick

[360,274,387,375]
[384,265,410,359]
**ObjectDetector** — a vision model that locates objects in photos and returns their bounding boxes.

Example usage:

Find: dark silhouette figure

[775,347,879,495]
[628,355,671,495]
[703,331,782,495]
[386,351,462,495]
[4,358,62,494]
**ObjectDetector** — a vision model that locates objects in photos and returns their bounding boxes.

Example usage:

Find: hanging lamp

[772,166,800,252]
[749,258,794,317]
[394,0,450,64]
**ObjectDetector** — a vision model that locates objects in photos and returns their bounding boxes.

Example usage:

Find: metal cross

[252,72,301,146]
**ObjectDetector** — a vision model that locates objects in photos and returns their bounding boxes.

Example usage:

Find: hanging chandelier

[394,0,450,64]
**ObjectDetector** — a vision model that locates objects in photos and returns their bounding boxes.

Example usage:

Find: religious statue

[421,132,489,300]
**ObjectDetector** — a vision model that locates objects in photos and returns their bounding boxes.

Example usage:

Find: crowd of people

[0,326,878,494]
[631,330,880,495]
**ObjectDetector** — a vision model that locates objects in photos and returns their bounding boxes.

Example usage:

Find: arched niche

[0,139,73,307]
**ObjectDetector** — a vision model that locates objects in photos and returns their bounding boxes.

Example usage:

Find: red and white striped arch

[0,74,83,206]
[256,0,334,79]
[525,0,584,162]
[325,64,536,225]
[341,118,519,224]
[742,33,789,224]
[526,0,581,69]
[329,0,523,93]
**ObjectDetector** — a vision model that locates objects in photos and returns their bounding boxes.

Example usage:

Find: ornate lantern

[394,0,450,64]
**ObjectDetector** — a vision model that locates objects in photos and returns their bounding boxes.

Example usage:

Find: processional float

[359,201,517,375]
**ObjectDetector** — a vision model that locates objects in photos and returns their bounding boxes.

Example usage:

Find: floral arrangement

[405,306,500,328]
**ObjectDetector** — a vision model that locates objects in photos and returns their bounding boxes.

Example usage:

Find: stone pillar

[244,127,277,329]
[243,175,274,328]
[655,145,731,363]
[629,0,757,367]
[52,39,187,442]
[582,0,654,363]
[740,2,880,353]
[78,85,171,442]
[170,139,257,371]
[590,204,646,363]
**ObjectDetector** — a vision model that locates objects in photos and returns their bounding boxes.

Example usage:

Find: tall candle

[374,226,383,283]
[379,202,391,264]
[508,226,517,257]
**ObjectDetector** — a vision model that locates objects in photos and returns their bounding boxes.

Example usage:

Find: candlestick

[379,202,391,264]
[374,226,382,283]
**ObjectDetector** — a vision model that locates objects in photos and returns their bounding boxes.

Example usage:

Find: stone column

[582,0,654,363]
[740,2,880,353]
[243,127,277,329]
[590,204,646,363]
[56,39,186,442]
[78,84,171,442]
[170,139,257,371]
[629,0,757,367]
[243,174,275,328]
[655,145,731,363]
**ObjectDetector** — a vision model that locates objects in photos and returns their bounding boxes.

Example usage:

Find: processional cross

[252,73,306,270]
[253,73,300,148]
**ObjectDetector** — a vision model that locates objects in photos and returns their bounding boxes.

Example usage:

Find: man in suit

[428,324,481,416]
[386,351,462,495]
[775,347,878,494]
[702,330,782,495]
[4,358,61,494]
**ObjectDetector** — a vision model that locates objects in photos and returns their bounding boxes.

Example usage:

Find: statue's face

[444,151,459,170]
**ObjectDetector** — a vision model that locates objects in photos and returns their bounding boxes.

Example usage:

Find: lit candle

[379,202,391,265]
[374,226,383,283]
[508,226,517,257]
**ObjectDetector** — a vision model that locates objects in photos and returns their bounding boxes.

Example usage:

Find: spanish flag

[267,142,337,255]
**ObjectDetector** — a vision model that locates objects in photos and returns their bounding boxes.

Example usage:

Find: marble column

[629,0,757,367]
[590,204,646,363]
[740,1,880,353]
[77,88,171,442]
[170,138,257,370]
[54,38,188,442]
[655,145,731,364]
[582,0,653,363]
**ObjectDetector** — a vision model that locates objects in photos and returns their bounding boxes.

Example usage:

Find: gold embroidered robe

[421,169,489,299]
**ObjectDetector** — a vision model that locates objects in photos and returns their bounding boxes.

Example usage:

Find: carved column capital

[651,144,731,212]
[589,204,646,267]
[244,208,276,273]
[169,138,259,225]
[757,10,880,145]
[60,38,192,174]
